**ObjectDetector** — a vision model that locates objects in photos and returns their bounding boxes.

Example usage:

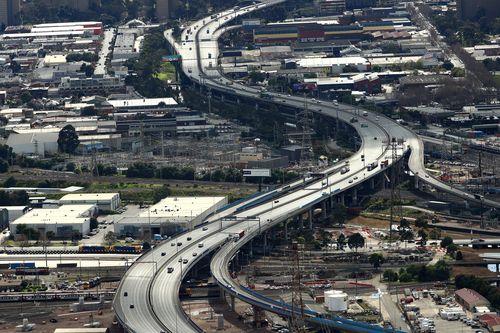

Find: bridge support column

[383,172,389,189]
[249,240,253,258]
[352,188,358,206]
[284,220,289,240]
[263,231,268,252]
[236,98,240,104]
[255,102,259,110]
[230,294,235,311]
[253,306,265,327]
[370,178,375,190]
[308,209,313,229]
[298,214,304,229]
[322,201,327,219]
[340,193,345,206]
[220,288,226,301]
[414,176,419,190]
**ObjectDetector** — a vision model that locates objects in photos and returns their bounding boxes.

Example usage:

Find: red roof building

[455,288,490,311]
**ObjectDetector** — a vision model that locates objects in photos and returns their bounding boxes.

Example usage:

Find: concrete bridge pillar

[322,201,327,219]
[255,103,259,110]
[249,240,253,258]
[414,176,419,190]
[221,95,225,102]
[340,193,345,206]
[370,178,375,190]
[230,294,235,311]
[383,172,389,189]
[298,214,304,229]
[309,208,313,229]
[236,98,240,104]
[352,188,358,206]
[263,231,268,251]
[220,288,226,301]
[284,220,289,241]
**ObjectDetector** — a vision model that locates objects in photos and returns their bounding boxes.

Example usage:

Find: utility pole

[289,241,306,333]
[389,137,402,240]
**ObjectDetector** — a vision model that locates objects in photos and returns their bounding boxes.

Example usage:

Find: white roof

[107,97,178,108]
[33,22,101,28]
[296,56,369,68]
[140,197,226,220]
[60,193,119,202]
[11,204,95,225]
[44,54,67,65]
[2,31,85,39]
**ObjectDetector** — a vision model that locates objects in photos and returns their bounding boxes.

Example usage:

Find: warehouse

[11,205,97,239]
[455,288,490,311]
[59,193,121,212]
[114,196,227,238]
[295,56,370,74]
[0,206,29,222]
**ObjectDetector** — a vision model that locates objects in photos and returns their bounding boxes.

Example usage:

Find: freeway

[115,2,499,333]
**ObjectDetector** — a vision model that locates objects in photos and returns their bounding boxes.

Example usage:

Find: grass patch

[154,62,177,82]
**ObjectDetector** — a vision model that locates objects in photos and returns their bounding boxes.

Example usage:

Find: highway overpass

[114,2,499,333]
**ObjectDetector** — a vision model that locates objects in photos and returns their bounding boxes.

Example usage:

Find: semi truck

[367,161,378,171]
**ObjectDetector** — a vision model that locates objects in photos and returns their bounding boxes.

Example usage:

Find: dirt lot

[347,216,390,229]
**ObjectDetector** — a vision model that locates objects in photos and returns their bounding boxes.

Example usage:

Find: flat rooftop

[60,193,119,201]
[140,197,226,219]
[107,97,178,108]
[11,204,95,225]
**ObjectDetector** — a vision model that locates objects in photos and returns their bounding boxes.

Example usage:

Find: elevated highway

[114,2,499,333]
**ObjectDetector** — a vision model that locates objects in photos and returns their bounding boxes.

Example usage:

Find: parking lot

[412,297,482,333]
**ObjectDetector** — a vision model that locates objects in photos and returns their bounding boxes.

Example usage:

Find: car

[171,242,176,246]
[349,179,353,183]
[316,100,321,104]
[124,292,128,296]
[167,267,174,273]
[161,252,166,256]
[187,237,192,241]
[202,226,208,231]
[82,235,90,239]
[353,176,358,180]
[374,137,377,140]
[183,259,188,264]
[274,200,279,204]
[177,242,182,246]
[49,318,58,323]
[192,252,198,257]
[178,258,183,263]
[129,304,134,309]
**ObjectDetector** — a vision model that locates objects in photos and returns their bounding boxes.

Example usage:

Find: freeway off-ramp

[114,2,499,333]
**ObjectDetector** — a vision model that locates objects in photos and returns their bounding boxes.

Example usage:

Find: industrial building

[11,204,97,239]
[293,56,370,74]
[455,288,490,311]
[114,196,227,238]
[0,205,29,222]
[59,193,121,212]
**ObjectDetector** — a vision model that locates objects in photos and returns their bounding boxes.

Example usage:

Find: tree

[440,236,453,248]
[331,204,347,226]
[90,217,98,230]
[446,243,458,255]
[337,233,346,250]
[20,91,33,104]
[58,125,80,154]
[414,216,428,228]
[369,253,384,269]
[347,232,365,252]
[3,176,16,187]
[442,60,454,71]
[455,251,463,260]
[429,228,441,240]
[153,185,171,203]
[104,231,117,245]
[417,229,427,246]
[399,230,414,241]
[66,162,76,172]
[383,269,398,282]
[0,159,8,173]
[399,218,410,230]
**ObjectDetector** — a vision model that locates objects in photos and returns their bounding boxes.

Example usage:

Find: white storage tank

[324,290,348,312]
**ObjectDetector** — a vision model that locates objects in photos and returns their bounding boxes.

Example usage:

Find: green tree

[90,217,98,230]
[455,251,463,260]
[3,176,16,187]
[383,269,398,282]
[0,159,8,173]
[20,91,33,104]
[104,231,117,245]
[331,204,347,226]
[369,253,384,269]
[447,243,458,255]
[58,125,80,154]
[418,229,427,245]
[440,236,453,248]
[153,185,171,203]
[429,228,441,240]
[400,230,414,241]
[414,216,428,228]
[347,232,365,252]
[337,233,346,250]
